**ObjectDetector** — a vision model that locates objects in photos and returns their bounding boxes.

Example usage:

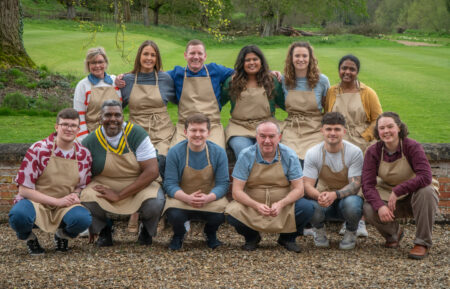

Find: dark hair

[185,113,211,131]
[131,40,162,74]
[229,45,274,102]
[321,112,346,127]
[256,120,281,134]
[56,108,79,124]
[338,54,360,73]
[284,42,320,89]
[186,39,205,52]
[374,111,409,140]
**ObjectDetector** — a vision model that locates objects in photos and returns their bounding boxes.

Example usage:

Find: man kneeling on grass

[9,108,92,254]
[81,100,164,247]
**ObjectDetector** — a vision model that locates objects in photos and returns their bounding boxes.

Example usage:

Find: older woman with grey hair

[73,47,122,142]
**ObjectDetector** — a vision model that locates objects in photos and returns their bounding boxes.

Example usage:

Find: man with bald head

[226,121,314,252]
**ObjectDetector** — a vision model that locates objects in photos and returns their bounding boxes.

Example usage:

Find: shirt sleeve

[393,140,432,197]
[163,147,183,197]
[135,136,157,161]
[303,148,319,179]
[75,146,92,190]
[286,151,303,181]
[15,145,42,190]
[273,77,286,111]
[210,146,230,199]
[73,78,89,141]
[160,71,177,104]
[219,76,232,107]
[120,74,135,107]
[347,146,363,178]
[231,149,253,181]
[362,144,385,211]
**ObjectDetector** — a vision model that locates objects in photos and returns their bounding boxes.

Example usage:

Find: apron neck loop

[184,65,209,79]
[185,143,210,167]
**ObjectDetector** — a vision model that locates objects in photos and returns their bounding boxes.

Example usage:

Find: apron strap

[184,65,209,79]
[134,73,138,85]
[185,143,211,168]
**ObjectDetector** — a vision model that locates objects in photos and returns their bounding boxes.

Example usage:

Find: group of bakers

[8,40,439,260]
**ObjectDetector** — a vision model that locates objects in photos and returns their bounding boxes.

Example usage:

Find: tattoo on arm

[336,176,361,199]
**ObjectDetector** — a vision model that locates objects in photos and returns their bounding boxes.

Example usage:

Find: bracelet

[335,191,341,199]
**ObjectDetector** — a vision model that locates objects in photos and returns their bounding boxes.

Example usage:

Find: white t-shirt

[303,140,363,180]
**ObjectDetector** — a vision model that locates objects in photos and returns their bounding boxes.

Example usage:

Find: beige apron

[170,66,226,148]
[86,86,121,132]
[316,147,349,192]
[281,90,323,159]
[376,141,439,201]
[163,144,229,214]
[32,143,83,233]
[128,73,175,155]
[81,131,160,214]
[332,90,373,152]
[225,87,273,144]
[225,150,297,233]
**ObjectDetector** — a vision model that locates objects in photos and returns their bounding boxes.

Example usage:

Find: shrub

[322,23,345,35]
[26,82,38,89]
[14,76,29,87]
[56,80,71,88]
[1,92,29,110]
[348,22,389,36]
[37,79,56,88]
[0,82,4,89]
[8,68,25,78]
[39,64,49,72]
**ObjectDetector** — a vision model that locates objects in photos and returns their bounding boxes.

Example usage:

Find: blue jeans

[228,136,255,160]
[227,198,314,242]
[9,199,92,240]
[166,208,225,237]
[310,195,363,232]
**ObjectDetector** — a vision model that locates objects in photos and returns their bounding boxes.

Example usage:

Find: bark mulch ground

[0,221,448,288]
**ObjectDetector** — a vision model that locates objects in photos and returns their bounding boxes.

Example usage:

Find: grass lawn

[1,20,449,143]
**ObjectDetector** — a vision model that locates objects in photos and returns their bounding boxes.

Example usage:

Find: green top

[220,75,285,114]
[82,122,148,176]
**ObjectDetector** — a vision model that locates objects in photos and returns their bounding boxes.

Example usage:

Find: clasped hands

[186,190,215,208]
[318,191,337,208]
[255,201,283,217]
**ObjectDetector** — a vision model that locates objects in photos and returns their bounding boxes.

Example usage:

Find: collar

[88,72,113,85]
[255,144,280,164]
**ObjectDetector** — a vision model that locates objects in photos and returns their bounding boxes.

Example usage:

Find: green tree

[406,0,450,31]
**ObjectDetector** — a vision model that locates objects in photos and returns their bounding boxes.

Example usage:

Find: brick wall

[1,143,449,222]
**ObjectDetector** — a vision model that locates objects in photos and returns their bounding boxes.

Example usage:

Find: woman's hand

[378,205,395,223]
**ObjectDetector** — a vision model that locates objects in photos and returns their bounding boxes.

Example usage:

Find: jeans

[227,197,314,242]
[9,199,92,240]
[228,136,256,160]
[310,195,363,232]
[166,208,225,237]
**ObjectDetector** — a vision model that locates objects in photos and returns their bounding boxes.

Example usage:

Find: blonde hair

[84,47,109,73]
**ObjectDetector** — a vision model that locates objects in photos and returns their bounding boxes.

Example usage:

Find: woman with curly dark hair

[362,112,439,260]
[281,42,330,165]
[221,45,284,159]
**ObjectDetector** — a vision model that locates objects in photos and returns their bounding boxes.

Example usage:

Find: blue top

[120,71,176,107]
[232,143,303,182]
[163,140,230,199]
[281,74,330,111]
[167,63,234,110]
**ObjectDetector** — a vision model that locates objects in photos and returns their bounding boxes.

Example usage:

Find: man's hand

[317,191,337,208]
[256,203,272,216]
[189,191,216,208]
[115,74,126,88]
[55,193,80,207]
[388,191,397,212]
[94,185,121,202]
[378,205,395,223]
[270,201,284,217]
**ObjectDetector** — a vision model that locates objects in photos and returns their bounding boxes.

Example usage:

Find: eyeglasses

[58,123,79,130]
[89,60,105,66]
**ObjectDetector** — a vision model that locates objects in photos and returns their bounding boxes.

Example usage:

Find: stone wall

[1,143,449,222]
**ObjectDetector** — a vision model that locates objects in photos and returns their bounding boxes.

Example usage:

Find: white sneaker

[313,227,329,248]
[79,229,89,238]
[339,230,357,250]
[339,223,346,235]
[303,227,315,237]
[356,220,368,237]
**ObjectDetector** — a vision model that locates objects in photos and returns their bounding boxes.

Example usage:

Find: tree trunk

[114,0,119,23]
[123,0,131,22]
[67,3,76,20]
[153,5,160,26]
[142,3,150,26]
[0,0,35,69]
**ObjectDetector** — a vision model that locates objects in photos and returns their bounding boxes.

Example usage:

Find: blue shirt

[167,63,234,110]
[281,74,330,111]
[232,143,303,182]
[163,140,230,199]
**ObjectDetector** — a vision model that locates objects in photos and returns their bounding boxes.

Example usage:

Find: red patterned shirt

[15,133,92,202]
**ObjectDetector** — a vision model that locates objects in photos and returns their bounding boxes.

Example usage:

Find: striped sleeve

[74,77,91,141]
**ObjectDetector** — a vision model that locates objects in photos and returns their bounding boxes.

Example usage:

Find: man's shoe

[96,226,113,247]
[169,235,184,251]
[277,237,301,253]
[408,245,428,260]
[27,237,44,255]
[356,220,369,237]
[79,228,89,238]
[205,233,223,249]
[138,223,152,246]
[54,234,69,252]
[242,235,261,251]
[339,230,357,250]
[385,227,404,248]
[339,223,346,235]
[313,227,330,248]
[303,227,316,237]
